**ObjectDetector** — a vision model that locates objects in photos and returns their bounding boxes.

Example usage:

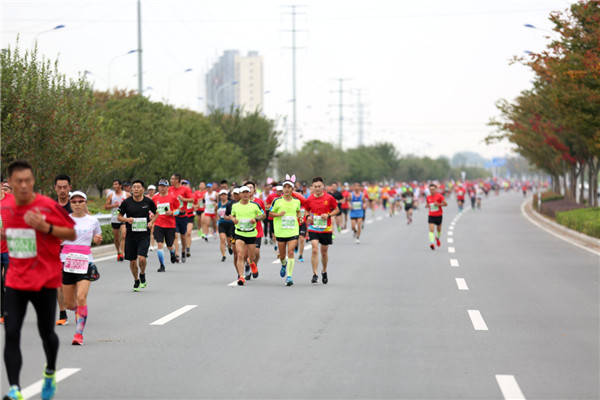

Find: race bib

[313,215,327,229]
[217,207,226,218]
[198,200,205,208]
[405,197,413,204]
[281,216,296,230]
[157,202,170,215]
[186,201,194,209]
[238,219,254,232]
[6,228,37,258]
[430,204,439,212]
[205,203,216,214]
[111,207,120,216]
[64,253,89,274]
[351,201,362,210]
[132,217,147,232]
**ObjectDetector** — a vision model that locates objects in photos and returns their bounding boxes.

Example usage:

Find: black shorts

[404,204,413,211]
[196,210,203,216]
[350,215,364,220]
[62,262,95,285]
[299,223,307,236]
[308,231,333,246]
[175,216,189,234]
[428,215,443,226]
[218,222,234,237]
[255,236,262,248]
[234,234,257,245]
[341,208,348,215]
[125,233,150,260]
[153,226,176,247]
[111,222,123,230]
[277,236,299,243]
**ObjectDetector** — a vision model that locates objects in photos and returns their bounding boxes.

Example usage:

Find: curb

[521,198,600,257]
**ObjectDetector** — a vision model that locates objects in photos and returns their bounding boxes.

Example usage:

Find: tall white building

[205,50,263,114]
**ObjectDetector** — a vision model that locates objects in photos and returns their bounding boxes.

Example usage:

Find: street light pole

[107,49,138,92]
[137,0,143,95]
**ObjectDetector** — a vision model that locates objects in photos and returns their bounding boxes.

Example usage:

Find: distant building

[205,50,263,114]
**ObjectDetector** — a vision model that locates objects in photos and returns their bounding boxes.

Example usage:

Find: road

[3,192,599,399]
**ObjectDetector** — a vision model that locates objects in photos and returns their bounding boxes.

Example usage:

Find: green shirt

[231,201,263,237]
[270,197,301,238]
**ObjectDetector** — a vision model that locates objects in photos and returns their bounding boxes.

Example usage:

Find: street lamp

[33,24,65,45]
[107,49,139,92]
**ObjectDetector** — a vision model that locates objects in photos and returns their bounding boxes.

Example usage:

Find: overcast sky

[2,0,574,159]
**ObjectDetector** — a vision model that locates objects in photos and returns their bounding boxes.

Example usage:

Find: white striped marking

[340,229,349,234]
[450,258,459,267]
[376,216,383,221]
[448,231,453,236]
[496,375,526,399]
[22,368,81,399]
[150,305,197,325]
[448,247,456,253]
[448,238,454,243]
[468,309,489,331]
[366,220,374,225]
[455,278,469,290]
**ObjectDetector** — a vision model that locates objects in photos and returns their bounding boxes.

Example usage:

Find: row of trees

[488,0,600,206]
[277,141,490,183]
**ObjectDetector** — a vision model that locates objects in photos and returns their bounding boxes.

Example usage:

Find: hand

[93,234,103,245]
[178,195,183,201]
[320,213,329,219]
[232,218,239,225]
[307,215,313,225]
[128,217,135,224]
[250,219,256,224]
[24,208,48,232]
[147,221,154,230]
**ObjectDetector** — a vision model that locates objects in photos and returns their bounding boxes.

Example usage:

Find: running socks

[287,259,295,277]
[157,250,165,265]
[75,306,88,335]
[428,232,435,244]
[140,273,146,284]
[435,230,441,239]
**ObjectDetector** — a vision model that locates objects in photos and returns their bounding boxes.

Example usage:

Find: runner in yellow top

[230,186,265,286]
[269,178,301,286]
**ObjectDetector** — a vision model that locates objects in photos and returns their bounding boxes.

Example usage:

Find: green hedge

[556,207,600,239]
[93,223,115,246]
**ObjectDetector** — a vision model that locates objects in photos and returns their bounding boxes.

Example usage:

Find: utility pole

[137,0,143,95]
[333,78,351,149]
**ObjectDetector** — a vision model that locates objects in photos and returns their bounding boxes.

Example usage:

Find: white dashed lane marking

[496,375,526,399]
[150,305,198,325]
[455,278,469,291]
[467,309,489,331]
[450,258,459,267]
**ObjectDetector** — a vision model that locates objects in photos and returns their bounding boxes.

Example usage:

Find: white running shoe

[355,238,360,244]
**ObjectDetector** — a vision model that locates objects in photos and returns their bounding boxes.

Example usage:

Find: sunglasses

[70,199,86,204]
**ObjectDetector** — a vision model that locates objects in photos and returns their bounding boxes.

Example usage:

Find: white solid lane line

[150,305,198,325]
[455,278,469,291]
[448,238,454,243]
[467,310,489,331]
[450,258,460,267]
[22,368,81,399]
[495,375,526,400]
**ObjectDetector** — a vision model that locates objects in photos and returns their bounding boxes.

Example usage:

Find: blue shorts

[175,216,189,234]
[349,210,365,220]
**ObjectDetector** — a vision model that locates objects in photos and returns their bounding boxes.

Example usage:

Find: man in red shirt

[426,183,448,250]
[455,184,466,212]
[304,177,339,284]
[168,174,194,263]
[1,160,76,400]
[152,179,180,271]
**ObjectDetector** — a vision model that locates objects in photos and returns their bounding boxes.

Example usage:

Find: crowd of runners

[0,159,538,400]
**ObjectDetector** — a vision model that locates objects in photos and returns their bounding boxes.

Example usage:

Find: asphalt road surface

[3,192,599,399]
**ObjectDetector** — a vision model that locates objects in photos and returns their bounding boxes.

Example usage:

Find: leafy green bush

[541,191,564,203]
[93,223,115,246]
[556,208,600,238]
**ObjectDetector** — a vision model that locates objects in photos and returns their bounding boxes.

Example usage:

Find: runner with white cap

[146,184,157,251]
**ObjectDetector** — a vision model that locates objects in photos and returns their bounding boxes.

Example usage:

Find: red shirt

[253,197,266,238]
[341,190,351,210]
[168,185,193,215]
[194,190,207,211]
[291,191,307,223]
[426,193,445,217]
[266,193,280,220]
[1,194,75,291]
[152,193,179,228]
[456,187,466,200]
[304,193,337,233]
[1,193,14,254]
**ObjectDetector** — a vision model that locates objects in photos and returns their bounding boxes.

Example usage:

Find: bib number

[132,218,147,232]
[217,208,226,218]
[186,201,194,209]
[313,216,327,229]
[351,201,362,210]
[281,216,296,230]
[64,253,89,274]
[430,204,439,212]
[157,203,170,215]
[205,204,216,214]
[238,219,254,232]
[111,208,119,217]
[6,228,37,258]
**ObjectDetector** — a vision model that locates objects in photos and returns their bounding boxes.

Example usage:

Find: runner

[0,183,13,325]
[53,174,72,327]
[182,180,195,258]
[230,186,265,286]
[225,188,241,272]
[60,191,102,345]
[304,177,339,284]
[152,180,179,272]
[147,185,157,251]
[117,180,158,291]
[1,160,76,400]
[104,179,129,262]
[217,189,234,262]
[349,183,367,244]
[265,184,282,250]
[194,182,207,240]
[426,183,447,250]
[270,178,302,286]
[202,183,218,242]
[243,181,266,281]
[402,186,415,224]
[340,184,351,229]
[168,174,194,263]
[455,184,466,212]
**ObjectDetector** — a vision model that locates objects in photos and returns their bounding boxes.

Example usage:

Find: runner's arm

[24,209,76,240]
[104,194,114,210]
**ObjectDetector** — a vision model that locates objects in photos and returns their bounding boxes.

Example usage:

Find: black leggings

[4,287,59,387]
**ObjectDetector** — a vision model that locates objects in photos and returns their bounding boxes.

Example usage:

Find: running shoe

[203,236,208,242]
[436,238,441,247]
[279,263,287,278]
[170,252,177,264]
[41,370,56,400]
[149,246,154,252]
[227,246,233,255]
[237,276,246,286]
[221,256,226,262]
[286,276,294,286]
[117,254,124,262]
[140,282,147,289]
[186,250,191,258]
[175,255,180,263]
[250,262,259,278]
[429,244,435,250]
[298,255,304,262]
[72,333,83,346]
[311,274,318,284]
[157,265,166,272]
[322,272,328,284]
[133,280,140,292]
[4,385,23,400]
[244,263,251,280]
[355,238,360,244]
[181,253,186,263]
[55,318,68,326]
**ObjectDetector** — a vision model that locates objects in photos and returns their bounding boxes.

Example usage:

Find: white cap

[239,186,251,193]
[232,188,240,194]
[219,189,228,195]
[69,191,87,200]
[275,185,283,191]
[147,185,156,190]
[282,181,294,187]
